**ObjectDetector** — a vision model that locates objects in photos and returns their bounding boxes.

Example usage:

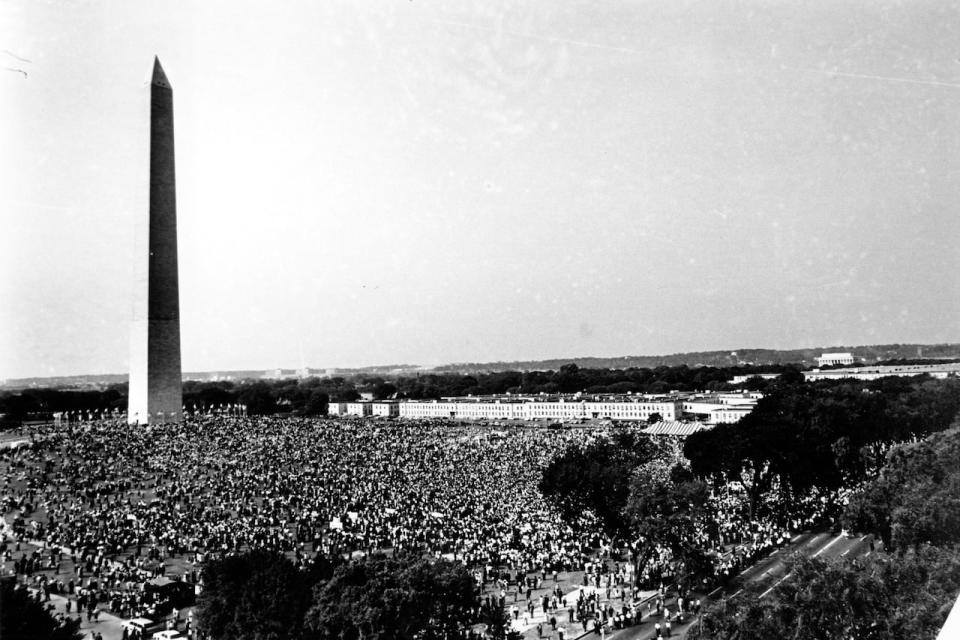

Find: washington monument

[128,57,182,424]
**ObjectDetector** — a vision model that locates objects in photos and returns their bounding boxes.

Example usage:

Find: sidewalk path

[24,588,128,640]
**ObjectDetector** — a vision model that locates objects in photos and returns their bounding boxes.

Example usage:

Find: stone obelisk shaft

[129,57,182,424]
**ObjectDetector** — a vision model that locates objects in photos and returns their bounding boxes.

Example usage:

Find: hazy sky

[3,1,960,379]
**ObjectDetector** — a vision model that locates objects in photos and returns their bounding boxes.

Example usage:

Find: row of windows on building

[328,397,755,424]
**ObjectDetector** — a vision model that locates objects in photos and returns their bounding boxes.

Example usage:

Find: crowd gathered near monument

[1,415,846,636]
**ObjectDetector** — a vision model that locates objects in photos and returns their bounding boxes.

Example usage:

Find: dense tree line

[6,364,957,425]
[403,362,787,396]
[683,376,960,517]
[195,550,500,640]
[0,386,125,423]
[1,362,793,422]
[693,426,960,640]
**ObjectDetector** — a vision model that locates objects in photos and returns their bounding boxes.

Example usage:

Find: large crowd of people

[2,418,609,621]
[0,415,848,638]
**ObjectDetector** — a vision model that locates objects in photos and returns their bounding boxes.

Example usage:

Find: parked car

[123,617,162,637]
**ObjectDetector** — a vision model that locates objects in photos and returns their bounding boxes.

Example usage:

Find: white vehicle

[123,618,155,636]
[152,631,184,640]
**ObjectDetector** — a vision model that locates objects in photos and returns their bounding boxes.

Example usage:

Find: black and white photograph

[2,2,960,639]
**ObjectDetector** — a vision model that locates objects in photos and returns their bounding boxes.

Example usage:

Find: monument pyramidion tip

[151,56,171,89]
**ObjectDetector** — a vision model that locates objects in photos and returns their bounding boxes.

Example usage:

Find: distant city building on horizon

[815,352,855,367]
[805,362,960,382]
[729,373,781,385]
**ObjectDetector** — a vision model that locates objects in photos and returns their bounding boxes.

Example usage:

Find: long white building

[398,396,682,422]
[804,362,960,381]
[323,392,761,424]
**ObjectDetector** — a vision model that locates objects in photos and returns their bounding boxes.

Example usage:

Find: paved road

[711,530,876,603]
[22,589,129,640]
[604,529,878,640]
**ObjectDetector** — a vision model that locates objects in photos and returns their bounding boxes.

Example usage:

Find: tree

[556,363,585,393]
[540,431,667,535]
[371,382,397,400]
[0,393,42,425]
[237,382,278,415]
[683,419,780,519]
[304,553,479,640]
[479,597,518,640]
[183,381,238,412]
[304,390,329,416]
[195,550,316,640]
[0,579,83,640]
[337,388,361,403]
[626,461,710,590]
[843,425,960,550]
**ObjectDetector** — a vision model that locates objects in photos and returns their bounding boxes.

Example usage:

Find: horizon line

[4,340,960,384]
